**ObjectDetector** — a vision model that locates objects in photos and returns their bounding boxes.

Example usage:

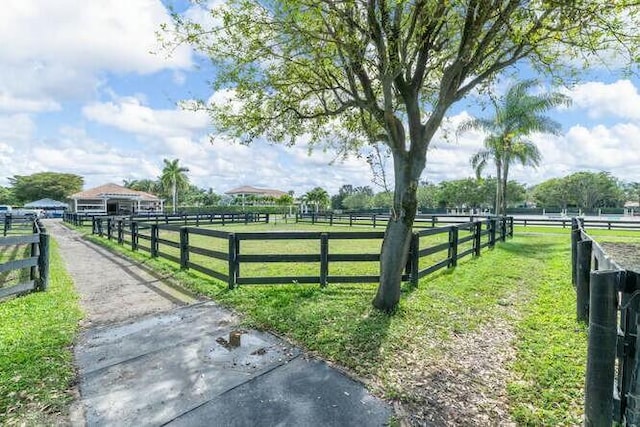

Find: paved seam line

[160,353,304,426]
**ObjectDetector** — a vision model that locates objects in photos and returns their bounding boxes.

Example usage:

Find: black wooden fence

[90,216,513,289]
[0,217,50,300]
[64,212,270,227]
[297,212,640,231]
[571,218,640,425]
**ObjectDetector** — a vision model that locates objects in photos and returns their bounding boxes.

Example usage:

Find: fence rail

[64,211,270,227]
[89,215,513,289]
[297,212,640,231]
[571,218,640,425]
[0,217,50,300]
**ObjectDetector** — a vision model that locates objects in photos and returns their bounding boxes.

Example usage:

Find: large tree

[460,80,569,215]
[160,159,190,214]
[564,171,623,209]
[164,1,638,311]
[9,172,83,204]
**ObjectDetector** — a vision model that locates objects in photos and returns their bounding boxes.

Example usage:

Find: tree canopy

[9,172,83,204]
[532,171,624,209]
[164,0,640,311]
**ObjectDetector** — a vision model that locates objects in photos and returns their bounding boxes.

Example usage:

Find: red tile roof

[70,183,160,201]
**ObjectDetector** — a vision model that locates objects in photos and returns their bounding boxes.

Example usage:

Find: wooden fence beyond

[0,217,50,300]
[571,218,640,424]
[90,216,513,289]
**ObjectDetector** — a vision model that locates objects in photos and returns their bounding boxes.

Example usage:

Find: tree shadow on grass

[496,240,567,261]
[214,282,393,376]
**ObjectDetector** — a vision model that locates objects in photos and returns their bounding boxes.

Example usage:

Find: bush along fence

[0,217,50,300]
[88,215,513,289]
[571,218,640,425]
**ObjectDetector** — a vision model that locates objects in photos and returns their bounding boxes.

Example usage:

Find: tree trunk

[494,161,502,215]
[172,180,177,214]
[373,151,419,312]
[501,162,510,216]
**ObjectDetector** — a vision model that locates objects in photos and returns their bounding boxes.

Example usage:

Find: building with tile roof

[225,185,288,206]
[69,183,163,214]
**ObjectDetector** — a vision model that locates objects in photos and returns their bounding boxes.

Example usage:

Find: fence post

[228,233,238,289]
[474,221,482,256]
[571,218,581,286]
[91,217,97,234]
[431,216,436,228]
[349,214,353,227]
[489,219,496,248]
[38,233,50,291]
[576,239,593,323]
[409,232,419,286]
[150,224,159,258]
[107,218,112,240]
[3,214,9,236]
[180,227,189,269]
[117,220,124,244]
[448,226,459,267]
[500,217,507,241]
[98,218,104,237]
[373,214,376,228]
[508,217,514,237]
[320,233,329,287]
[131,222,138,251]
[584,270,620,427]
[30,223,38,282]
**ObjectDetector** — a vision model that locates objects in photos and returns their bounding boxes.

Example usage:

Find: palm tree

[160,159,190,214]
[303,187,330,213]
[459,80,570,215]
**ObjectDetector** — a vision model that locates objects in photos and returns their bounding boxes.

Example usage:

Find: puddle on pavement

[200,331,297,372]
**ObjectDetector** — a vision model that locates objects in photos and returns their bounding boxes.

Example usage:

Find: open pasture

[126,219,487,287]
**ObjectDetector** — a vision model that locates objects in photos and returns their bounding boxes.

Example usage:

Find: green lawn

[0,244,31,290]
[135,221,473,281]
[0,239,83,425]
[84,219,590,423]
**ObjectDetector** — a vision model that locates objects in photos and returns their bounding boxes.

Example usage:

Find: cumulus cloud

[0,0,192,113]
[83,96,210,138]
[568,80,640,120]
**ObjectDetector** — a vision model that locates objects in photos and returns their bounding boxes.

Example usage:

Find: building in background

[69,183,163,214]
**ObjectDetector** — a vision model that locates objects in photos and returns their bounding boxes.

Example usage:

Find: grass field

[0,244,31,290]
[132,221,478,282]
[82,218,595,423]
[0,239,83,425]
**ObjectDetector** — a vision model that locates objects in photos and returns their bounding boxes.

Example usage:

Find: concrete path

[47,221,392,426]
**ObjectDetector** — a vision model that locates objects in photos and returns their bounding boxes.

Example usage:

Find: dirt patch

[388,314,517,426]
[600,242,640,273]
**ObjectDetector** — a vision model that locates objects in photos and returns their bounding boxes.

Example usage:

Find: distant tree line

[0,172,84,205]
[531,171,635,210]
[329,179,527,212]
[0,169,636,214]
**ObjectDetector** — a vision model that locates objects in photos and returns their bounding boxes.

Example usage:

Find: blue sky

[1,0,639,197]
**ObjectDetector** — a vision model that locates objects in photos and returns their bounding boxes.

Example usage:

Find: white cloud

[0,0,192,113]
[0,0,191,73]
[568,80,640,120]
[83,96,210,138]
